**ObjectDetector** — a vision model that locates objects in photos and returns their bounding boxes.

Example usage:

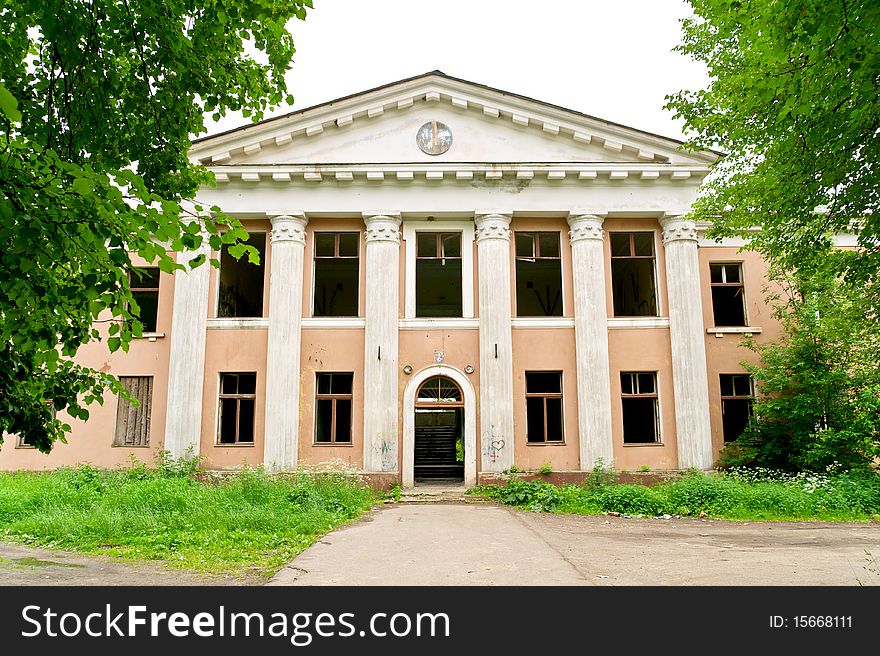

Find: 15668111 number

[770,615,853,629]
[794,616,852,628]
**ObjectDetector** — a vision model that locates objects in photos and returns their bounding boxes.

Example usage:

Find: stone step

[395,485,486,505]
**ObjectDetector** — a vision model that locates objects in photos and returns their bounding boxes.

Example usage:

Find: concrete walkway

[269,504,591,585]
[0,541,262,586]
[270,503,880,586]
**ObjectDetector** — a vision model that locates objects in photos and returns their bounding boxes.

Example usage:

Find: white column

[263,213,308,472]
[164,228,212,458]
[362,212,402,473]
[660,213,713,469]
[568,212,614,469]
[475,211,515,473]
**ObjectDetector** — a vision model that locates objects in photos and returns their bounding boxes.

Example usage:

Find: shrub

[495,478,563,512]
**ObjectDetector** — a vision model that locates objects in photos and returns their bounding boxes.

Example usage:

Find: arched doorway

[413,376,464,482]
[402,365,477,488]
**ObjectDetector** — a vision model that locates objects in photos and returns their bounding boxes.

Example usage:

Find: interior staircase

[414,424,464,480]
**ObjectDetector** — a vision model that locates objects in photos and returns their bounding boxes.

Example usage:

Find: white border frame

[403,220,475,320]
[402,364,477,488]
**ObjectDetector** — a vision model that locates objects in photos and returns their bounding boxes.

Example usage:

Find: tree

[0,0,312,451]
[666,1,880,296]
[717,251,880,472]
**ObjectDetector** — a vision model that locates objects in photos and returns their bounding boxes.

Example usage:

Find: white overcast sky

[205,0,708,142]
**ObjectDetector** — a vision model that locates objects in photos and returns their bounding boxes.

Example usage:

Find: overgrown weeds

[472,467,880,521]
[0,454,374,576]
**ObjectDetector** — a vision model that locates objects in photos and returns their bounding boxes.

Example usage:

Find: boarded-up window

[113,376,153,446]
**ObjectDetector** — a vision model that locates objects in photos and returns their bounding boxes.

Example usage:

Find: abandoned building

[2,71,801,486]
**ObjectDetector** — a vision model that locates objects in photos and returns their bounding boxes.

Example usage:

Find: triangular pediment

[189,71,717,168]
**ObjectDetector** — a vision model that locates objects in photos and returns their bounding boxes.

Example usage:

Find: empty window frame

[720,374,754,442]
[17,403,55,448]
[218,373,256,445]
[315,372,353,444]
[415,232,462,317]
[515,232,563,317]
[218,233,266,318]
[525,372,564,443]
[129,267,160,333]
[710,263,747,327]
[621,372,660,444]
[113,376,153,447]
[313,232,359,317]
[610,232,658,317]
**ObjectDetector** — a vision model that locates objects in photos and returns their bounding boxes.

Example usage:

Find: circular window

[416,121,453,155]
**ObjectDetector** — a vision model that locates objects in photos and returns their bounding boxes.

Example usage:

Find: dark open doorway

[414,376,464,482]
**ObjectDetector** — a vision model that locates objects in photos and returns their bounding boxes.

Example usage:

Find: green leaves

[0,0,311,450]
[669,1,880,297]
[0,82,21,123]
[721,255,880,472]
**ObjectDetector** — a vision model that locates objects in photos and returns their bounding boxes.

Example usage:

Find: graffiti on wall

[372,434,397,471]
[482,426,505,464]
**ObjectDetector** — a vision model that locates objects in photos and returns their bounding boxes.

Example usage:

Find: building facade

[1,72,780,486]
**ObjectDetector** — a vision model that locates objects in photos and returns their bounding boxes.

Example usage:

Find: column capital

[567,212,606,243]
[362,212,402,243]
[659,212,698,244]
[268,212,308,245]
[474,211,512,242]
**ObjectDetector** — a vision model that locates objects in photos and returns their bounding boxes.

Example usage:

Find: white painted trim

[189,75,717,167]
[207,163,710,185]
[302,318,366,329]
[832,233,860,247]
[398,318,480,330]
[402,220,475,319]
[402,365,477,488]
[511,318,575,329]
[607,317,670,329]
[136,332,166,340]
[707,326,762,335]
[206,318,270,329]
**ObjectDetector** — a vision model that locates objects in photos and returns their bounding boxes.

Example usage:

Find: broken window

[129,267,160,333]
[17,403,55,448]
[315,372,353,444]
[720,374,754,442]
[113,376,153,447]
[710,263,747,327]
[525,371,564,443]
[515,232,563,316]
[621,372,660,443]
[218,373,256,445]
[313,232,359,317]
[218,233,266,318]
[610,232,658,317]
[416,232,462,317]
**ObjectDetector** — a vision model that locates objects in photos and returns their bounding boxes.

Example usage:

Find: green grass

[471,469,880,521]
[0,462,375,577]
